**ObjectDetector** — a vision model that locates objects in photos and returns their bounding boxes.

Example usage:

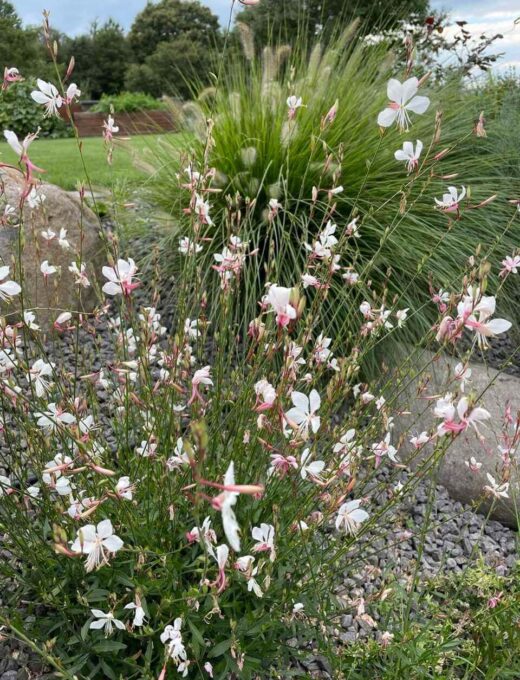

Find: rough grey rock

[397,350,520,527]
[0,166,104,330]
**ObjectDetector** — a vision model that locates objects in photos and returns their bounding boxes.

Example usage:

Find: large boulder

[0,167,104,329]
[397,349,519,528]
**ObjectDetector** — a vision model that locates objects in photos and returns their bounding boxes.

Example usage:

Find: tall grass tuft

[142,25,520,358]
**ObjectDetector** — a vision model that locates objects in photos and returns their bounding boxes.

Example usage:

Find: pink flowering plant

[0,10,518,680]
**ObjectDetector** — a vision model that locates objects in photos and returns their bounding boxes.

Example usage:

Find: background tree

[62,20,132,99]
[128,0,221,63]
[125,36,215,99]
[235,0,430,49]
[0,0,51,77]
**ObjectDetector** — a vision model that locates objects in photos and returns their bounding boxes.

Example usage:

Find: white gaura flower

[335,500,369,534]
[28,359,54,397]
[267,284,297,328]
[285,389,321,438]
[160,618,187,665]
[58,228,70,249]
[36,403,75,433]
[483,473,509,499]
[0,475,12,497]
[215,462,240,551]
[27,187,46,209]
[31,79,63,117]
[300,448,325,481]
[0,266,21,301]
[24,310,40,330]
[287,95,303,118]
[251,523,276,561]
[377,77,430,130]
[102,258,139,296]
[178,237,202,255]
[69,262,90,287]
[194,193,213,226]
[89,609,125,636]
[394,140,423,173]
[434,185,466,213]
[124,596,146,627]
[115,476,134,500]
[70,519,123,572]
[40,260,57,278]
[65,83,81,104]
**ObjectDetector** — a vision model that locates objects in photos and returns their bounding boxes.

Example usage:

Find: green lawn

[1,133,185,191]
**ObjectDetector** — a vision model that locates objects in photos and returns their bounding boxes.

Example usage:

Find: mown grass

[0,133,185,191]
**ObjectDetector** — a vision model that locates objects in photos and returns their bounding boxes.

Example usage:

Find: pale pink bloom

[372,433,398,466]
[204,661,214,677]
[394,140,423,172]
[268,198,281,221]
[167,438,190,470]
[2,67,23,90]
[435,394,490,436]
[24,311,39,331]
[376,396,386,410]
[31,79,63,117]
[160,619,187,666]
[70,519,123,572]
[178,237,202,255]
[335,500,369,534]
[124,597,146,627]
[58,228,70,249]
[323,99,338,125]
[285,389,321,438]
[434,186,466,213]
[410,431,429,448]
[377,77,430,130]
[360,391,375,404]
[194,193,213,226]
[213,462,240,551]
[487,592,503,609]
[465,456,482,472]
[0,266,21,301]
[189,365,213,405]
[211,544,229,593]
[136,440,157,458]
[186,516,216,549]
[28,359,53,397]
[102,258,139,296]
[254,378,276,411]
[343,270,359,285]
[432,288,450,312]
[483,473,509,499]
[64,83,81,104]
[305,221,338,259]
[395,308,409,327]
[41,227,56,241]
[380,631,394,647]
[300,448,325,481]
[68,262,90,287]
[115,476,134,500]
[40,260,57,279]
[27,187,46,209]
[499,254,520,277]
[184,318,199,339]
[252,523,276,561]
[302,273,319,288]
[457,293,510,348]
[54,311,72,329]
[89,609,125,636]
[287,95,302,119]
[42,453,73,494]
[37,403,75,433]
[103,115,119,142]
[267,285,297,327]
[3,129,43,181]
[269,453,298,477]
[454,362,471,392]
[360,301,373,319]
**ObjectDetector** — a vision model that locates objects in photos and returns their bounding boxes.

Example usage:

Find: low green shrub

[92,91,168,113]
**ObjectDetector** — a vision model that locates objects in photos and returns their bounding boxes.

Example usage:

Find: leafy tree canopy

[128,0,221,63]
[235,0,430,49]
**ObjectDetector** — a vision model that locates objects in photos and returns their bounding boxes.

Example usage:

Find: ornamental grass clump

[0,11,518,680]
[144,23,520,351]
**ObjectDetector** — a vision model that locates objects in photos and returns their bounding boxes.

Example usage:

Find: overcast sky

[16,0,520,70]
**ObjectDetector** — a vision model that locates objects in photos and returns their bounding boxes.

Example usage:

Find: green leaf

[92,639,127,653]
[208,639,232,658]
